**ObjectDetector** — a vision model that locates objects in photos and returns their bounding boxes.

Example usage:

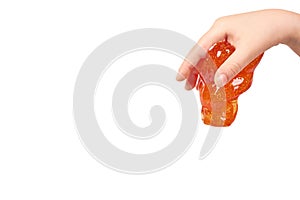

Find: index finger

[176,44,207,81]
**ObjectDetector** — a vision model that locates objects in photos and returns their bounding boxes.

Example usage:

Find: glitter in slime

[196,41,263,127]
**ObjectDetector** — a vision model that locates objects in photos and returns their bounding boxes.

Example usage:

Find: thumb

[214,48,257,87]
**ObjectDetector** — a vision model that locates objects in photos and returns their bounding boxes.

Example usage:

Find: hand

[177,9,300,89]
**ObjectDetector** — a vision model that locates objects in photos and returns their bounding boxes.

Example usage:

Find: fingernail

[185,83,192,90]
[176,73,185,81]
[215,74,227,87]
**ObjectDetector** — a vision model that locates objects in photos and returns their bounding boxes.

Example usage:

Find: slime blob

[197,41,263,127]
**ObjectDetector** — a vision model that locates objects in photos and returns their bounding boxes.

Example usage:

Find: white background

[1,0,300,199]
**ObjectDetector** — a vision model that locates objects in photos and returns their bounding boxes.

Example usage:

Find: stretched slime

[197,41,263,127]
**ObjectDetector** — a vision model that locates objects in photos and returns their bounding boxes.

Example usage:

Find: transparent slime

[197,41,263,127]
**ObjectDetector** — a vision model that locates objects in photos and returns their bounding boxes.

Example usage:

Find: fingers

[214,46,258,87]
[185,67,199,90]
[177,44,207,81]
[176,60,193,81]
[177,62,199,90]
[176,19,227,85]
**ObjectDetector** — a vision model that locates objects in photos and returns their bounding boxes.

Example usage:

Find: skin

[176,9,300,89]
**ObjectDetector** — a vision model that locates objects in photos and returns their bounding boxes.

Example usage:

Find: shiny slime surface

[197,41,263,127]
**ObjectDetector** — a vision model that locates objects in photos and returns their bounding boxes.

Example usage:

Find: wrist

[283,11,300,53]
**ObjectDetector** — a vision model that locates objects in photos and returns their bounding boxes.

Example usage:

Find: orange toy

[197,41,263,127]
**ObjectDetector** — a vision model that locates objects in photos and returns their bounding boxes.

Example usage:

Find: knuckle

[213,16,226,26]
[212,16,228,31]
[228,62,243,77]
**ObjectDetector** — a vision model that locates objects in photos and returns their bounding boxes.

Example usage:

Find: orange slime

[198,41,263,127]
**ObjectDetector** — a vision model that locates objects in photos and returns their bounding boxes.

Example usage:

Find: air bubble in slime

[197,41,263,127]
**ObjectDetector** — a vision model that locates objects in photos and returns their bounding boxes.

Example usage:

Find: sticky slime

[197,41,263,126]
